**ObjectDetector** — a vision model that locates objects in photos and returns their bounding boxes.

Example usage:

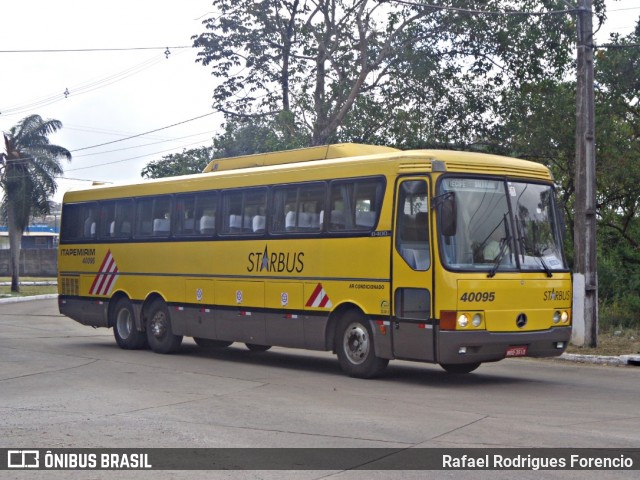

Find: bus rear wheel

[336,310,388,378]
[146,300,182,354]
[440,362,481,374]
[112,298,147,349]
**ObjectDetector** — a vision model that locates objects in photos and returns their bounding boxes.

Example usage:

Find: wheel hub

[343,323,369,365]
[116,310,132,339]
[150,313,167,338]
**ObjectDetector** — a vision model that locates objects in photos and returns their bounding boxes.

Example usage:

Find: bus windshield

[438,177,566,274]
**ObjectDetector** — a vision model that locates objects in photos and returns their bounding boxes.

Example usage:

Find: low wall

[0,249,57,277]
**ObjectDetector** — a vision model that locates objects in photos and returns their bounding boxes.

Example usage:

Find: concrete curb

[0,294,58,304]
[557,353,640,367]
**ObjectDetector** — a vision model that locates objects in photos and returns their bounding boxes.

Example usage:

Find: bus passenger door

[391,178,435,361]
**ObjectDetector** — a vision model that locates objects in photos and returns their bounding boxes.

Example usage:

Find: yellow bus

[58,143,571,378]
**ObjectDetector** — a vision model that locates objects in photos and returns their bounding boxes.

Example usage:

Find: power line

[66,138,215,172]
[0,46,191,54]
[607,7,640,13]
[73,129,218,158]
[70,112,218,153]
[597,43,640,49]
[389,0,578,16]
[0,54,170,117]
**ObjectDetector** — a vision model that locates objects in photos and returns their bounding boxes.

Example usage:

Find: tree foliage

[141,147,213,179]
[1,114,70,292]
[193,0,576,146]
[594,21,640,251]
[184,0,640,327]
[479,18,640,328]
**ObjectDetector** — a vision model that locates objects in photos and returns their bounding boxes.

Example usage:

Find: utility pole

[574,0,598,347]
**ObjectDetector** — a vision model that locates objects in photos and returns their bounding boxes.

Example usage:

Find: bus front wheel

[440,362,481,374]
[112,298,147,350]
[336,310,388,378]
[146,300,182,354]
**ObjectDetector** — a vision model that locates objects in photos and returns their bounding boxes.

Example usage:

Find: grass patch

[565,329,640,356]
[0,277,57,297]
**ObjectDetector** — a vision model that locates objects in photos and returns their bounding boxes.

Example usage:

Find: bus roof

[63,144,553,202]
[202,143,399,173]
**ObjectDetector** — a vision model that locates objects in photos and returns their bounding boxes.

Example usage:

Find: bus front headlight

[457,314,469,328]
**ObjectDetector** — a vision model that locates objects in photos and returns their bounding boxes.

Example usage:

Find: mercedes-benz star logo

[516,313,528,329]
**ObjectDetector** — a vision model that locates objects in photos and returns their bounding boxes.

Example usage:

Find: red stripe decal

[306,283,323,307]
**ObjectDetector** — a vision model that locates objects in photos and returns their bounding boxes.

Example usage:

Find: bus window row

[60,177,385,243]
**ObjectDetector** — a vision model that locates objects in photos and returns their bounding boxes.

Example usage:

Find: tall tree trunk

[312,55,328,146]
[6,199,22,293]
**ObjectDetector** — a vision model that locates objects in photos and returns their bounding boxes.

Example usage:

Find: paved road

[1,298,639,479]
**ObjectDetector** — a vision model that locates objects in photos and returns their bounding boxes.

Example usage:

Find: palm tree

[1,114,71,292]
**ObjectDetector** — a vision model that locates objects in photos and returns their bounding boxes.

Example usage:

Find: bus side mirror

[438,192,457,237]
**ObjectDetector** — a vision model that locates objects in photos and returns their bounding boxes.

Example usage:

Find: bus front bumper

[437,326,572,364]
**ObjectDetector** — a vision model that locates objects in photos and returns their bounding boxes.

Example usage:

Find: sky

[1,0,639,204]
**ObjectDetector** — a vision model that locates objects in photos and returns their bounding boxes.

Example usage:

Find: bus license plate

[505,345,528,357]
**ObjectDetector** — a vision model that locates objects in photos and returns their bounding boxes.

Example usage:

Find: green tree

[211,114,309,159]
[141,117,310,179]
[194,0,577,146]
[141,147,213,179]
[1,114,71,292]
[474,16,639,329]
[593,20,640,252]
[590,20,640,328]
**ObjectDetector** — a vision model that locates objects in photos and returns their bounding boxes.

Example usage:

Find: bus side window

[299,184,325,231]
[152,196,172,236]
[135,198,153,237]
[329,178,383,232]
[222,191,243,234]
[396,180,430,271]
[59,202,97,241]
[271,187,298,233]
[223,188,266,235]
[194,191,217,236]
[112,200,132,238]
[98,203,115,240]
[83,206,97,239]
[272,183,325,234]
[244,189,267,234]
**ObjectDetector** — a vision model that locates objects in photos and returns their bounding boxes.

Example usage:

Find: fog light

[457,314,469,328]
[472,313,482,327]
[458,346,467,354]
[556,342,565,349]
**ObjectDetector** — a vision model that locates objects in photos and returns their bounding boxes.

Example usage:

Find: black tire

[112,298,148,349]
[146,300,182,354]
[335,310,388,378]
[245,343,271,352]
[194,337,233,349]
[440,362,481,374]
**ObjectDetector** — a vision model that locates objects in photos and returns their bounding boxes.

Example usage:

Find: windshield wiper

[487,234,512,278]
[534,250,553,277]
[518,215,553,277]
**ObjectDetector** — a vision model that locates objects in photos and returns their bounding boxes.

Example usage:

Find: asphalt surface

[1,297,639,479]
